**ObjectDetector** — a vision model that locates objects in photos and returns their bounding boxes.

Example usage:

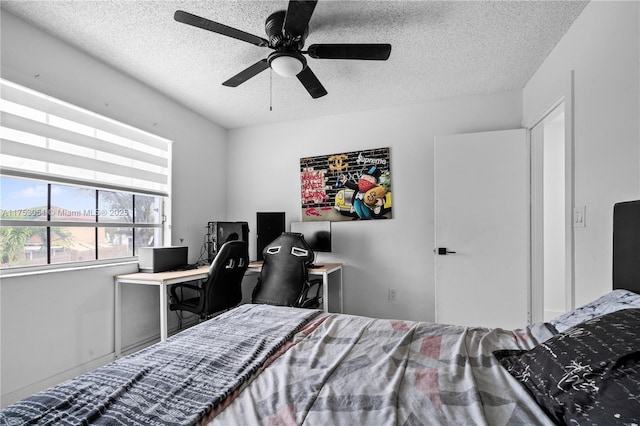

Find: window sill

[0,258,138,278]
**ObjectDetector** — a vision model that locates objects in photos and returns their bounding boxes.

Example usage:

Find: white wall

[523,1,640,307]
[0,11,227,406]
[226,92,522,322]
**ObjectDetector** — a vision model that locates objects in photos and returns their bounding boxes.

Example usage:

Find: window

[0,79,171,270]
[0,176,163,268]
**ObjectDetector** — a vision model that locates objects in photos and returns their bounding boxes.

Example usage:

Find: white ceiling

[1,0,588,130]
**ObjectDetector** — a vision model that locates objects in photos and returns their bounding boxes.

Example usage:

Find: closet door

[434,129,529,329]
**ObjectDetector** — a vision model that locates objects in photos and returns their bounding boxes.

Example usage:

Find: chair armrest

[170,282,203,298]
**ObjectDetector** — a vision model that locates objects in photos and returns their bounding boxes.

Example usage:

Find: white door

[434,129,529,329]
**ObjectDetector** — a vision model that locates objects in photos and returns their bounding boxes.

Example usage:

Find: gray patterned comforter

[1,305,555,426]
[209,312,556,425]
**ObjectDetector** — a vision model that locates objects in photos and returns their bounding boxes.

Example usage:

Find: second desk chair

[252,232,322,309]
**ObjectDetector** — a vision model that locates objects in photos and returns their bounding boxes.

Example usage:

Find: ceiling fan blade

[296,66,327,99]
[175,10,269,47]
[307,44,392,60]
[222,59,270,87]
[284,0,318,37]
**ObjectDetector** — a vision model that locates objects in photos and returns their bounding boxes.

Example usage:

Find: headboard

[613,200,640,293]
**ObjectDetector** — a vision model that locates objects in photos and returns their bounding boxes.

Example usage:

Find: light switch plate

[573,206,586,227]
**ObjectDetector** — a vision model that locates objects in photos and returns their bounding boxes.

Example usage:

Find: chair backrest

[203,240,249,315]
[252,232,314,306]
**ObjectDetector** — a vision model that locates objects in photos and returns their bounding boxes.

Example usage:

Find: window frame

[0,178,165,273]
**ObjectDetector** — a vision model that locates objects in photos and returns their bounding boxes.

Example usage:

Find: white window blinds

[0,79,171,196]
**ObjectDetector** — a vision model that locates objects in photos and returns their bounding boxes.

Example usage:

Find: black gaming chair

[169,240,249,327]
[252,232,322,309]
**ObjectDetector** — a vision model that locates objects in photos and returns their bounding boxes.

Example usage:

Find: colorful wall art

[300,147,392,221]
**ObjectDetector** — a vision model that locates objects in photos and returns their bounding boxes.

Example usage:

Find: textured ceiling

[1,0,588,130]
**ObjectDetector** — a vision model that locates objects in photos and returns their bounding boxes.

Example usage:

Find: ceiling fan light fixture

[269,51,306,77]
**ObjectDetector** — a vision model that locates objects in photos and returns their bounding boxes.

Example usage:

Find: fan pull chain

[269,68,273,111]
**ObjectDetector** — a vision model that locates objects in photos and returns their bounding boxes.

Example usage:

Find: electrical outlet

[388,288,397,302]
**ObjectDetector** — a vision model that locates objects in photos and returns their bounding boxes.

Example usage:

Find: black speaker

[256,212,285,261]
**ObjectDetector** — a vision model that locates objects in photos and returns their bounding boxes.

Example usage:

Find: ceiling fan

[174,0,392,99]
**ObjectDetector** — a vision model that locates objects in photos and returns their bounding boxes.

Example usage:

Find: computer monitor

[290,220,332,253]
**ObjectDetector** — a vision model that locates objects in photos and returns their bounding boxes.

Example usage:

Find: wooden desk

[115,262,344,358]
[114,266,209,358]
[247,262,343,314]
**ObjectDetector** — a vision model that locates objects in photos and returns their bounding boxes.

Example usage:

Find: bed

[2,200,639,426]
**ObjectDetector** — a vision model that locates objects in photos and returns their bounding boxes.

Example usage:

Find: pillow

[494,308,640,425]
[549,289,640,333]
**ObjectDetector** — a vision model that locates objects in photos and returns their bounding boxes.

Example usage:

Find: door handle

[435,247,456,255]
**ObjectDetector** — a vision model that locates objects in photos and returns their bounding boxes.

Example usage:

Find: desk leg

[322,272,329,313]
[338,268,343,314]
[114,279,122,358]
[159,283,168,341]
